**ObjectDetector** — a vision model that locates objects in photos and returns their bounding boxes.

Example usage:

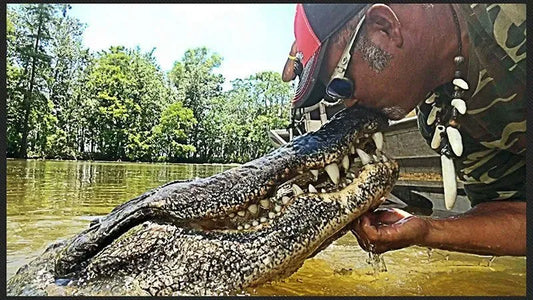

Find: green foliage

[202,71,291,163]
[6,5,293,164]
[151,102,197,161]
[168,47,225,159]
[7,4,60,158]
[82,46,191,161]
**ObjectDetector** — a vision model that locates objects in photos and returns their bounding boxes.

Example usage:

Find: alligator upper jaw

[179,105,392,233]
[187,140,392,233]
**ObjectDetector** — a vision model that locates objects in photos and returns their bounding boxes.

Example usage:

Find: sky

[67,4,297,90]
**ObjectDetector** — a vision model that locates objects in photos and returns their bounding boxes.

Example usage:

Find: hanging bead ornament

[425,5,468,210]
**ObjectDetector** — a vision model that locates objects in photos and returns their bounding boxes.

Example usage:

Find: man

[284,4,525,256]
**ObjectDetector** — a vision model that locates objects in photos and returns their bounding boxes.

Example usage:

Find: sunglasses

[325,15,366,100]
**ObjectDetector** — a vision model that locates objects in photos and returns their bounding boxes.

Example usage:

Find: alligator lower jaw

[186,131,391,233]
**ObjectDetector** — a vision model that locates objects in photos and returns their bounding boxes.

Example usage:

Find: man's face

[318,20,425,120]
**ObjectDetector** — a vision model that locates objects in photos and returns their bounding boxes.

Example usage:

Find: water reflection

[6,159,526,296]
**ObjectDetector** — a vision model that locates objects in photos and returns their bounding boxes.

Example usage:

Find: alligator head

[7,105,399,296]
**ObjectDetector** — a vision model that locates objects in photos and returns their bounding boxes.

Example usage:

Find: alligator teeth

[431,125,445,149]
[244,224,251,229]
[292,184,304,196]
[281,196,290,205]
[346,172,355,179]
[427,106,441,126]
[446,126,463,156]
[260,217,267,223]
[274,205,282,212]
[324,163,340,184]
[451,98,467,114]
[453,78,469,90]
[372,154,379,161]
[237,210,246,217]
[308,184,318,193]
[382,154,388,162]
[441,155,457,210]
[345,178,352,184]
[252,220,259,226]
[237,225,243,230]
[247,204,258,215]
[310,169,319,181]
[268,212,276,219]
[350,145,355,154]
[372,132,384,151]
[259,199,270,209]
[342,155,350,170]
[321,188,326,193]
[229,213,235,218]
[356,148,372,165]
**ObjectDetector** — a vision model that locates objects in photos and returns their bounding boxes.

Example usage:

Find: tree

[168,47,225,160]
[15,4,56,158]
[202,71,292,163]
[44,5,89,159]
[151,102,197,161]
[6,4,89,159]
[82,46,196,161]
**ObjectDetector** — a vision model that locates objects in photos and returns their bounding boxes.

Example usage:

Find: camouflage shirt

[417,4,526,206]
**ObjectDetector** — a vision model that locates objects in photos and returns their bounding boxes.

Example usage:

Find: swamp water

[6,159,526,296]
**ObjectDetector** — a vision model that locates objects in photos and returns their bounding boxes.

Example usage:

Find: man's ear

[365,4,403,48]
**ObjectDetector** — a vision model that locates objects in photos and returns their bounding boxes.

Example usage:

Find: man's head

[292,4,457,120]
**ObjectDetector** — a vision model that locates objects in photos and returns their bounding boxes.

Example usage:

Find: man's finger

[372,208,412,225]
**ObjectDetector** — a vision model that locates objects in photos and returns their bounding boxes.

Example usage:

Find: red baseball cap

[292,3,368,108]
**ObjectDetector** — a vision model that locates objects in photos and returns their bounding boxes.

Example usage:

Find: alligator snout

[190,128,390,232]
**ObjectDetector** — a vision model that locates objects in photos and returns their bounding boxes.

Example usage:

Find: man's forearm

[419,201,526,256]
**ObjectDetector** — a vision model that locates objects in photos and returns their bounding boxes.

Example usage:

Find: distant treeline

[6,4,292,163]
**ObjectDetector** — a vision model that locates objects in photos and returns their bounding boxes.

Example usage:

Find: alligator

[7,105,399,296]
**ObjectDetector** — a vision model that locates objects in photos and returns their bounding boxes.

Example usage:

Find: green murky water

[6,159,526,296]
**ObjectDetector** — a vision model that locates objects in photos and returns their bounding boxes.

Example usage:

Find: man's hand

[352,202,526,256]
[351,208,430,254]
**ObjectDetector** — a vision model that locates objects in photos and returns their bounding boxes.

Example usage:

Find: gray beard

[355,35,392,73]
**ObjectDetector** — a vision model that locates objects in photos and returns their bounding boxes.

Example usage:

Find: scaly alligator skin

[7,105,399,296]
